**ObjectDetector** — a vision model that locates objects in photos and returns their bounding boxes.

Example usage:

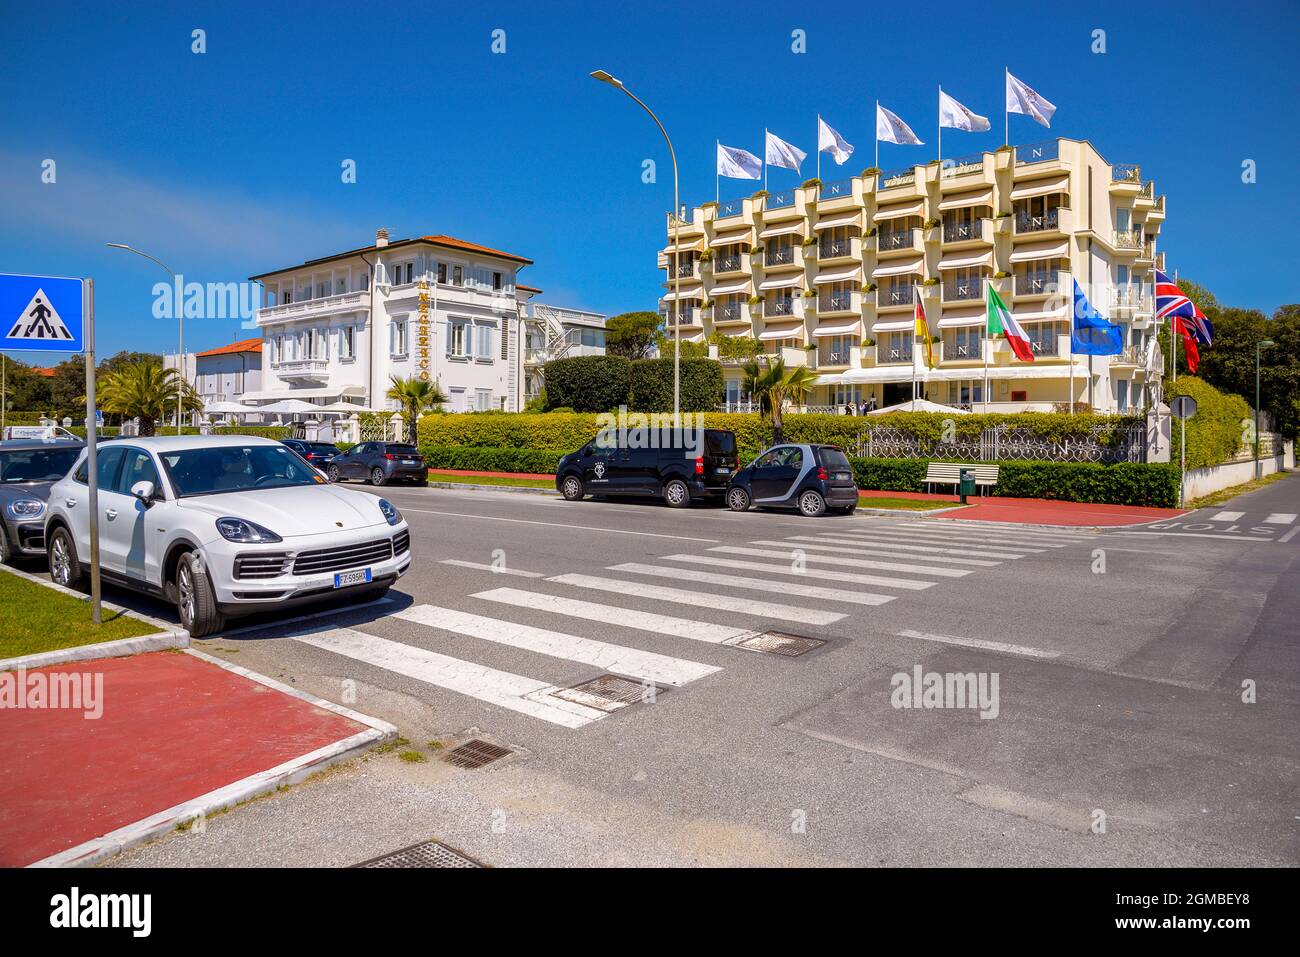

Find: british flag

[1155,268,1213,345]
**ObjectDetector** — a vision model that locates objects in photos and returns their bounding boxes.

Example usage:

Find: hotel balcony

[1112,229,1146,256]
[1013,270,1070,300]
[1110,286,1152,318]
[816,236,858,262]
[711,252,747,276]
[762,296,799,320]
[941,279,986,304]
[1109,164,1143,196]
[760,245,805,273]
[271,358,329,380]
[662,259,702,284]
[1109,344,1144,367]
[875,344,915,366]
[1134,180,1156,209]
[938,151,995,186]
[813,344,862,370]
[875,227,924,257]
[659,305,698,328]
[877,165,924,200]
[1013,206,1074,237]
[817,291,859,316]
[876,284,917,311]
[941,218,995,247]
[816,176,860,208]
[257,290,368,326]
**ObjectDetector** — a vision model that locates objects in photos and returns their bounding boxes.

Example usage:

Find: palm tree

[95,361,201,436]
[740,357,819,445]
[386,375,448,441]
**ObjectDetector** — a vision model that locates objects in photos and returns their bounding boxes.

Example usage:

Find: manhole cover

[732,631,826,657]
[354,840,481,868]
[552,674,655,713]
[444,738,513,769]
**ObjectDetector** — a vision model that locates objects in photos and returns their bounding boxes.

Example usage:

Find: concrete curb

[29,648,398,868]
[853,503,971,518]
[0,563,189,672]
[427,480,558,497]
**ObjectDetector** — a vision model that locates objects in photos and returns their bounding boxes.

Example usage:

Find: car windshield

[0,447,81,483]
[160,445,321,497]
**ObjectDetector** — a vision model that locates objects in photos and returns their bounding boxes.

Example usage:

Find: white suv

[44,435,411,636]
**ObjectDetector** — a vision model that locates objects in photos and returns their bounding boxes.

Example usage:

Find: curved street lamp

[591,70,681,423]
[106,243,185,434]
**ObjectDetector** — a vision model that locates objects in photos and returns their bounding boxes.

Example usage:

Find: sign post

[0,272,97,623]
[1170,394,1197,509]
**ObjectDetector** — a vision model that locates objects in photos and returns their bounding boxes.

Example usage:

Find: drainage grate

[444,739,513,769]
[354,840,482,868]
[552,674,654,713]
[733,631,826,657]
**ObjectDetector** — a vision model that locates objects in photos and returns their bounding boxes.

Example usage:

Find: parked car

[43,436,411,636]
[2,425,80,441]
[0,439,85,563]
[325,442,427,486]
[281,439,344,471]
[725,443,859,517]
[555,428,739,507]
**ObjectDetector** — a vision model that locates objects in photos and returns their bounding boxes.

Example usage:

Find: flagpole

[816,114,821,181]
[874,100,879,170]
[715,140,719,205]
[1004,68,1009,146]
[763,128,768,193]
[983,282,990,412]
[1172,268,1179,382]
[937,85,942,164]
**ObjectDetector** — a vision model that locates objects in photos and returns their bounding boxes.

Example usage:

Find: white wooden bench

[923,462,999,496]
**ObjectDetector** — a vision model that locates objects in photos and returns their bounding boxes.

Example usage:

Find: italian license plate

[717,467,731,475]
[334,568,373,589]
[834,472,850,480]
[404,460,418,465]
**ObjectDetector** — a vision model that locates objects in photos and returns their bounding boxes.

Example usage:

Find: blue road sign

[0,273,85,353]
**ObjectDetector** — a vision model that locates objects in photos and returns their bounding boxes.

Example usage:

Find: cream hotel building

[658,137,1167,413]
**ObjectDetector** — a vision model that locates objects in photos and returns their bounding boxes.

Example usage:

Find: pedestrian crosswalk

[277,518,1096,731]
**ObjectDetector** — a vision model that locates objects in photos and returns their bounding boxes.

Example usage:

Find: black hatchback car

[725,443,858,517]
[281,439,343,469]
[556,428,739,507]
[326,442,427,486]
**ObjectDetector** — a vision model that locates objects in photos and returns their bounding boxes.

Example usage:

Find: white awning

[835,363,1090,385]
[709,280,750,296]
[1009,238,1070,262]
[708,228,751,248]
[813,211,861,231]
[937,250,993,270]
[758,323,804,341]
[813,265,861,285]
[1010,174,1070,200]
[759,222,804,239]
[937,308,986,329]
[938,188,994,211]
[660,288,703,302]
[241,385,365,402]
[873,200,925,222]
[682,331,706,343]
[872,319,916,332]
[758,275,803,291]
[1013,305,1069,322]
[872,256,924,278]
[663,238,704,253]
[812,320,863,337]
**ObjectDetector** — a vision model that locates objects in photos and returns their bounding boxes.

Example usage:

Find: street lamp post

[1255,338,1275,479]
[106,243,183,434]
[590,69,681,423]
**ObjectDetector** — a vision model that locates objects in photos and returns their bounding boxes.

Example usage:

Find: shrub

[628,357,725,413]
[212,426,293,440]
[1166,376,1252,469]
[419,444,565,474]
[541,355,632,412]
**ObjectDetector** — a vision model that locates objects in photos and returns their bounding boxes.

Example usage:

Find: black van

[555,428,739,507]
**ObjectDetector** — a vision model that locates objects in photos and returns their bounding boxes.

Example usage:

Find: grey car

[325,442,427,486]
[0,440,85,563]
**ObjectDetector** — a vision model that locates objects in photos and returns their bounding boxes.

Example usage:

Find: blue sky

[1,0,1296,361]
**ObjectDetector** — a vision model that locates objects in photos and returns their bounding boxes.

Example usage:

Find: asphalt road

[103,473,1300,867]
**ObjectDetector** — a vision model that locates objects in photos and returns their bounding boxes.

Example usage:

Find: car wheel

[560,474,584,501]
[326,464,340,483]
[47,527,83,589]
[0,529,10,565]
[798,489,827,517]
[727,487,751,512]
[175,550,225,638]
[370,467,386,487]
[663,478,691,508]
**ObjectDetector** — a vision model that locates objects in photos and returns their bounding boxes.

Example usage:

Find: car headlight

[215,517,283,543]
[378,498,402,526]
[4,498,46,520]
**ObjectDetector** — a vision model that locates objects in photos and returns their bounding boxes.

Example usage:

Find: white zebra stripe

[472,587,751,644]
[829,528,1054,551]
[710,545,971,578]
[547,573,846,625]
[392,603,719,687]
[751,539,1001,566]
[608,562,896,606]
[292,627,606,728]
[781,534,1021,561]
[892,519,1094,538]
[660,553,934,590]
[889,522,1089,543]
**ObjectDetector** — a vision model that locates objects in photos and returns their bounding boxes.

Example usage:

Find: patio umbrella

[868,398,971,415]
[203,401,259,415]
[258,399,321,415]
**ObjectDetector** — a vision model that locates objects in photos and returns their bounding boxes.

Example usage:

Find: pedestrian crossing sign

[0,273,85,353]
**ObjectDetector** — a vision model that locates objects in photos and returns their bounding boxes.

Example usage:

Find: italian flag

[986,284,1035,362]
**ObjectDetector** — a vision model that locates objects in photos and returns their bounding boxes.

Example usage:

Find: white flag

[876,104,924,146]
[817,116,854,165]
[1005,72,1057,128]
[717,142,762,180]
[764,130,807,173]
[938,89,991,132]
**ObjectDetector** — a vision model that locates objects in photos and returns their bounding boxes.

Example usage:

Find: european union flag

[1071,279,1123,356]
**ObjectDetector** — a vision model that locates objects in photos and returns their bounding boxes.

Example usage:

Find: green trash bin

[959,468,976,503]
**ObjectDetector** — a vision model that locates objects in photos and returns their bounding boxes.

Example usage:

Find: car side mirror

[131,480,156,504]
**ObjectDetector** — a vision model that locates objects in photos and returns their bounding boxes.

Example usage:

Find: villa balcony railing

[714,302,747,323]
[1014,208,1060,234]
[1113,229,1144,251]
[1139,180,1155,199]
[713,255,743,273]
[272,358,329,376]
[942,219,986,242]
[942,340,983,361]
[1014,271,1068,297]
[1140,240,1155,261]
[764,247,797,267]
[941,280,984,303]
[877,229,919,252]
[817,293,854,313]
[716,198,745,219]
[877,285,917,308]
[765,190,797,210]
[1112,164,1141,183]
[940,152,986,178]
[876,346,914,364]
[818,238,853,259]
[1111,345,1143,365]
[878,166,916,189]
[820,177,854,200]
[1111,287,1152,311]
[670,261,697,278]
[257,290,368,324]
[763,298,796,318]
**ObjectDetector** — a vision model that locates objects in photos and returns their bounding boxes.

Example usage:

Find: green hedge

[212,426,292,440]
[1166,376,1252,469]
[849,457,1180,508]
[541,356,632,412]
[627,357,725,412]
[419,444,564,474]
